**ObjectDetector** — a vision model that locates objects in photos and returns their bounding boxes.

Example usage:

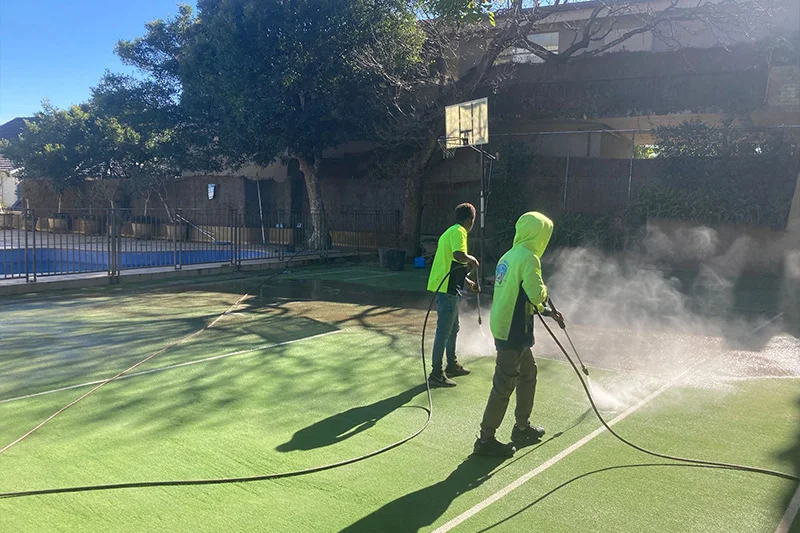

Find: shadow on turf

[338,411,592,533]
[276,385,427,452]
[340,455,507,533]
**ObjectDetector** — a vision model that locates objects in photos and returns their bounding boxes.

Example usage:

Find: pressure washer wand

[471,268,483,325]
[547,298,589,376]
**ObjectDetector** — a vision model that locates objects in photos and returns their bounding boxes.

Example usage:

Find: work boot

[428,373,457,388]
[445,363,471,377]
[511,424,546,448]
[473,437,516,457]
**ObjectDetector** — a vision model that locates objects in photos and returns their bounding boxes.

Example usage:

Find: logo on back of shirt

[495,260,509,286]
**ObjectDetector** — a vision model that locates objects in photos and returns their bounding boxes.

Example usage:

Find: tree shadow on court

[338,418,586,533]
[276,384,427,452]
[339,455,507,533]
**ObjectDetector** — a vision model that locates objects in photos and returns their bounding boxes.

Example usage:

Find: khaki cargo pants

[480,346,538,440]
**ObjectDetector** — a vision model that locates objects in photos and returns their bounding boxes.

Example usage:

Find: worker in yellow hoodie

[473,212,564,457]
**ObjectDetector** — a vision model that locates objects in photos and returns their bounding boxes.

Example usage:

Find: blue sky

[0,0,195,125]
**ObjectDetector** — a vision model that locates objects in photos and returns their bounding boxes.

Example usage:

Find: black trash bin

[379,247,391,268]
[387,249,406,271]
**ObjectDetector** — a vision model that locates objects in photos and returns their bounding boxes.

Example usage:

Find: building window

[603,29,653,53]
[498,32,559,64]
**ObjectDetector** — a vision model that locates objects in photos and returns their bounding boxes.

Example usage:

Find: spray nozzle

[546,298,567,329]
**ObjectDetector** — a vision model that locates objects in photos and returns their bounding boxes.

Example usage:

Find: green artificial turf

[0,266,796,533]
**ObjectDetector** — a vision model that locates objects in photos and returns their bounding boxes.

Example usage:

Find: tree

[92,73,189,220]
[0,102,131,212]
[370,0,783,253]
[113,0,783,253]
[117,0,421,248]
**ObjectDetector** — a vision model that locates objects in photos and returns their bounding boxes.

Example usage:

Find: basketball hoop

[440,97,493,286]
[437,137,466,159]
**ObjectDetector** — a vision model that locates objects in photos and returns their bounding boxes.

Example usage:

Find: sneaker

[473,437,516,457]
[511,424,546,447]
[445,363,471,377]
[428,373,457,388]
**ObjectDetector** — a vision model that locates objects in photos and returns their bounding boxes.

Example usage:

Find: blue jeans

[431,292,461,376]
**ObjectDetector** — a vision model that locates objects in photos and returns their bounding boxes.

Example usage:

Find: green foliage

[114,4,195,90]
[423,0,496,24]
[92,73,186,205]
[163,0,424,167]
[639,119,800,229]
[652,119,799,160]
[0,102,135,210]
[634,144,659,159]
[630,184,794,229]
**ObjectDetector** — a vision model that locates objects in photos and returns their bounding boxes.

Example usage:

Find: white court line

[775,485,800,533]
[750,312,785,334]
[723,375,800,382]
[284,268,377,278]
[432,357,708,533]
[0,330,342,406]
[346,272,397,282]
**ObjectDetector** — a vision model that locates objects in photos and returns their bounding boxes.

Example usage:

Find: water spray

[545,298,624,411]
[535,300,798,482]
[471,268,494,352]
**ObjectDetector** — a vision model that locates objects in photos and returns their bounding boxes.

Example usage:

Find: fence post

[395,210,401,249]
[174,209,180,271]
[31,207,37,283]
[374,210,380,253]
[627,132,636,207]
[229,209,236,267]
[237,209,242,269]
[563,150,570,213]
[109,208,119,283]
[24,207,30,282]
[108,209,114,280]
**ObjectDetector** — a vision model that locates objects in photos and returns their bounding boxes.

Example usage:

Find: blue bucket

[414,256,426,269]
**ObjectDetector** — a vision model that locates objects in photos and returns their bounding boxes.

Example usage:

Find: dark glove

[551,310,566,329]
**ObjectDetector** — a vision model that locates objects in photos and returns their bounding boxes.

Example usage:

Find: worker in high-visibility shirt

[473,211,564,457]
[426,203,480,388]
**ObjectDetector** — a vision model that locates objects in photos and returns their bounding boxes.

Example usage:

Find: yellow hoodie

[490,212,552,348]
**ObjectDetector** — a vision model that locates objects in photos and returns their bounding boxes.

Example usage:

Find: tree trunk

[400,171,424,256]
[399,134,440,255]
[296,156,329,250]
[395,18,515,255]
[157,189,172,223]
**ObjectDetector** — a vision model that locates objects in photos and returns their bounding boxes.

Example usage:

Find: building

[421,0,800,239]
[0,118,26,209]
[178,0,798,223]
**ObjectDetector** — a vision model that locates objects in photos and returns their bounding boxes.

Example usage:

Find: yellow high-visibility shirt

[427,224,469,294]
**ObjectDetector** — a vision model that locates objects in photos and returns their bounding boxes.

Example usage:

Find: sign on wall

[208,184,217,200]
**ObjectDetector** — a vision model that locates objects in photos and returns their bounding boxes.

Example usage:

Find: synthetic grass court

[0,263,797,532]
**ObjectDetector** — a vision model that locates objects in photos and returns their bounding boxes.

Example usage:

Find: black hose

[534,308,799,482]
[0,264,466,499]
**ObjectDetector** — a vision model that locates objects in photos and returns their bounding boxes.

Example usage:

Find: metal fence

[0,207,400,282]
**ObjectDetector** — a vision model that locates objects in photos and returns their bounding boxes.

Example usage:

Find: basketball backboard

[444,97,488,149]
